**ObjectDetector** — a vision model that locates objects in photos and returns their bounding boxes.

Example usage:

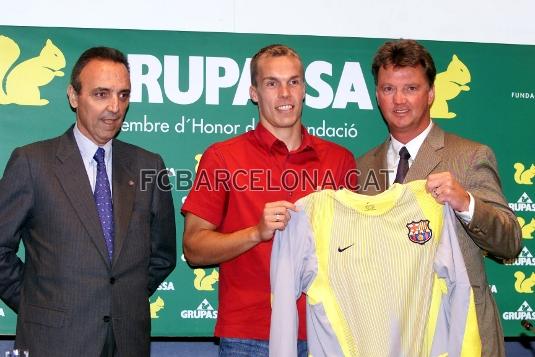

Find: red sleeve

[336,149,358,191]
[181,145,228,227]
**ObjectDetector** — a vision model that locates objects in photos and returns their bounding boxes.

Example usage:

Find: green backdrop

[0,25,533,337]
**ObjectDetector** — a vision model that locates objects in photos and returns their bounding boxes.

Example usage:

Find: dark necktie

[394,146,411,184]
[93,148,114,261]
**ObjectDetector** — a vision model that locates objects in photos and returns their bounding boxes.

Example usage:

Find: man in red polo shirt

[182,44,356,356]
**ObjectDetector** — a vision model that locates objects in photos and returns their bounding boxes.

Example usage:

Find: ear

[249,85,258,104]
[375,87,380,107]
[67,85,78,109]
[428,84,435,106]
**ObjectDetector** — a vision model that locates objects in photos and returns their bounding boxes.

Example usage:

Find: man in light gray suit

[357,39,521,356]
[0,47,176,356]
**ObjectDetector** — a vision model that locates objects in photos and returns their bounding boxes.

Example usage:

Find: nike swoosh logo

[337,244,354,253]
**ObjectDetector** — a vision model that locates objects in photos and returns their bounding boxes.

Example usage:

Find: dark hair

[372,39,436,86]
[70,47,129,93]
[250,44,303,86]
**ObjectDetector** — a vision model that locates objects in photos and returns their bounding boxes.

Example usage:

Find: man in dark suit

[357,39,521,356]
[0,47,176,357]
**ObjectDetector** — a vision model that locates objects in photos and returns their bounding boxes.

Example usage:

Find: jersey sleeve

[432,205,482,356]
[270,203,317,357]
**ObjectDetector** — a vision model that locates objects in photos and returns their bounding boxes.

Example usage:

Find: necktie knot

[399,146,411,160]
[94,147,105,165]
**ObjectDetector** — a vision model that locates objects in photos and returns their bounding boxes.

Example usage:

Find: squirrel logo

[193,268,219,291]
[514,271,535,293]
[430,54,471,119]
[518,217,535,239]
[514,163,535,185]
[0,35,66,106]
[194,154,203,172]
[150,296,165,318]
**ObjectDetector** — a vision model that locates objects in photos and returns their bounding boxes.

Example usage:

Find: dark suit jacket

[357,124,521,357]
[0,128,176,357]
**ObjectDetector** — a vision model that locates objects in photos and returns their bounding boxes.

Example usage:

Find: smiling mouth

[276,104,294,111]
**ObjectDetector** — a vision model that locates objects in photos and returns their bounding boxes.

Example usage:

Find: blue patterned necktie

[93,147,114,261]
[394,146,411,184]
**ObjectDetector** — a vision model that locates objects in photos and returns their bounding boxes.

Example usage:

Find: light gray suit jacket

[0,127,176,357]
[357,124,521,357]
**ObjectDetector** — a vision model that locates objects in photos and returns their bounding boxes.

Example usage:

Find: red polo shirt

[182,123,356,340]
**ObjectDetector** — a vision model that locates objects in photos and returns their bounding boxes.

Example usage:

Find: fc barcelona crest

[406,220,433,245]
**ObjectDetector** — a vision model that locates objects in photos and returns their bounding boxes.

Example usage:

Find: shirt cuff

[455,192,474,223]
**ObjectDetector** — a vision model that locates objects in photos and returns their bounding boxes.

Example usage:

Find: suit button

[103,316,110,322]
[110,277,116,284]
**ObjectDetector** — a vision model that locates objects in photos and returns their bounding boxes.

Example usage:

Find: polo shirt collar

[254,122,317,156]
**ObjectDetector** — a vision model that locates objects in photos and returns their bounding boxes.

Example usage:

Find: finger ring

[275,214,280,222]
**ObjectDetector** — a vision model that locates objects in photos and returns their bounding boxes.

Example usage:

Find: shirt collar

[390,120,433,160]
[73,123,113,165]
[253,122,317,156]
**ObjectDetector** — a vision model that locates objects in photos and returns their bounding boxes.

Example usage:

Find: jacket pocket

[22,304,66,328]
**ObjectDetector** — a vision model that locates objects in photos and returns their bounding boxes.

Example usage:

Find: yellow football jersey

[270,180,481,357]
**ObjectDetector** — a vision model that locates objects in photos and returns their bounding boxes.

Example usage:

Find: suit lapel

[405,124,444,182]
[369,140,390,193]
[54,129,111,267]
[111,141,136,264]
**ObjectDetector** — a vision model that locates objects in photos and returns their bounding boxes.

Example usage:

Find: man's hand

[426,172,470,212]
[254,201,297,242]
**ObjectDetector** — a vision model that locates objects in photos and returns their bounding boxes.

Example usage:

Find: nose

[279,84,290,98]
[393,89,406,104]
[107,95,120,113]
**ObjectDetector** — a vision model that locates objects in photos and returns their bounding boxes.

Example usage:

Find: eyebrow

[262,75,301,81]
[91,87,131,93]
